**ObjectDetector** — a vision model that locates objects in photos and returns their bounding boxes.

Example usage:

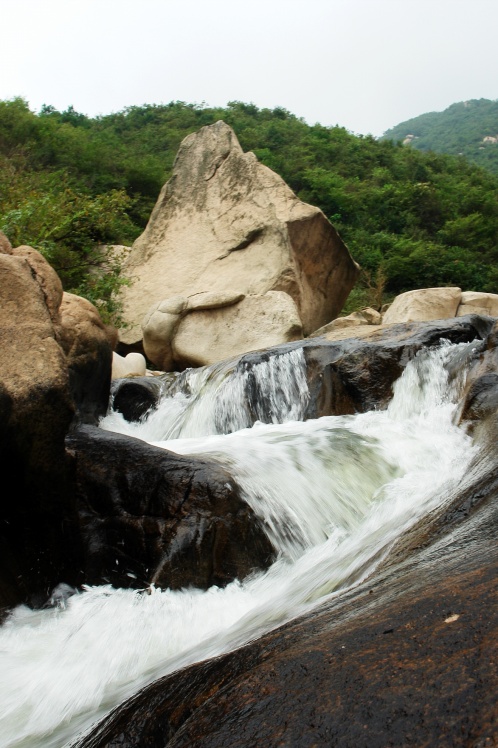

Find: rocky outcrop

[457,290,498,317]
[0,237,119,611]
[76,339,498,748]
[303,316,492,417]
[79,500,498,747]
[0,241,81,610]
[2,228,498,743]
[115,316,494,427]
[118,120,359,368]
[0,235,276,610]
[66,425,275,590]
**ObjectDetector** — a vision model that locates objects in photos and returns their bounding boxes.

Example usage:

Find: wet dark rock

[457,320,498,428]
[237,315,494,419]
[66,425,275,590]
[107,317,496,428]
[111,377,162,422]
[75,316,498,748]
[76,418,498,748]
[303,315,495,417]
[459,372,498,423]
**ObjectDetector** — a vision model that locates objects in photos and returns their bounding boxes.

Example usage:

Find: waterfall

[0,340,480,748]
[103,347,311,439]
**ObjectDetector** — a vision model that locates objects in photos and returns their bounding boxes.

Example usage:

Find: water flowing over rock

[1,232,497,746]
[66,424,275,591]
[118,120,359,368]
[73,324,498,748]
[111,316,494,427]
[75,451,498,747]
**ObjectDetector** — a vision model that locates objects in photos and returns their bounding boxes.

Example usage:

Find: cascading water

[0,340,481,748]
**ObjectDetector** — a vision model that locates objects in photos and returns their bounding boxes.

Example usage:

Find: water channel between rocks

[0,340,481,748]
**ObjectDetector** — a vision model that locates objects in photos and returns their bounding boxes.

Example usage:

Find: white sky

[2,0,497,137]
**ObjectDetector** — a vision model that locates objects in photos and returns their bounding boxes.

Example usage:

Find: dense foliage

[382,99,498,176]
[1,97,497,321]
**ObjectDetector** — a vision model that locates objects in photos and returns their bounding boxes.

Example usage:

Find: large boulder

[457,290,498,317]
[0,236,118,612]
[118,120,359,368]
[58,292,117,425]
[0,241,80,610]
[0,233,276,612]
[382,287,462,325]
[171,290,303,369]
[66,425,275,590]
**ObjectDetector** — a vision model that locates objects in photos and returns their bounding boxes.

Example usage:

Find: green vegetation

[1,97,497,323]
[382,98,498,176]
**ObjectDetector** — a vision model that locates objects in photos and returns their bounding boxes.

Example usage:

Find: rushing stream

[0,340,481,747]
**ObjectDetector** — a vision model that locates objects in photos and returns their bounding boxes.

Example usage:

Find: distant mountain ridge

[382,98,498,175]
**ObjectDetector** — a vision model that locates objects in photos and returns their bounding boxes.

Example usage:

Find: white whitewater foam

[0,341,479,748]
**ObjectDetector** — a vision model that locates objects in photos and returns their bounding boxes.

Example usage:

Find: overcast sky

[2,0,497,137]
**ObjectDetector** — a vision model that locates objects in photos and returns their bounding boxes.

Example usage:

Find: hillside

[382,98,498,176]
[1,98,497,323]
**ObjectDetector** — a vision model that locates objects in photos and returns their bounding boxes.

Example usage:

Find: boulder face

[58,292,117,425]
[457,290,498,317]
[382,287,462,325]
[0,237,118,611]
[66,425,276,591]
[0,244,80,610]
[118,120,359,367]
[171,290,303,370]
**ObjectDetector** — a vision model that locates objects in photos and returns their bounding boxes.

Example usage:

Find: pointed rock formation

[118,121,359,369]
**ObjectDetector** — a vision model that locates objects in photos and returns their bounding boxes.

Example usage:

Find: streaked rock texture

[118,120,359,367]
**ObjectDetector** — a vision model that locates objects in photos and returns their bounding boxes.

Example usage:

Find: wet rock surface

[66,425,275,590]
[74,315,498,748]
[76,420,498,748]
[113,316,496,428]
[110,376,163,423]
[303,314,494,416]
